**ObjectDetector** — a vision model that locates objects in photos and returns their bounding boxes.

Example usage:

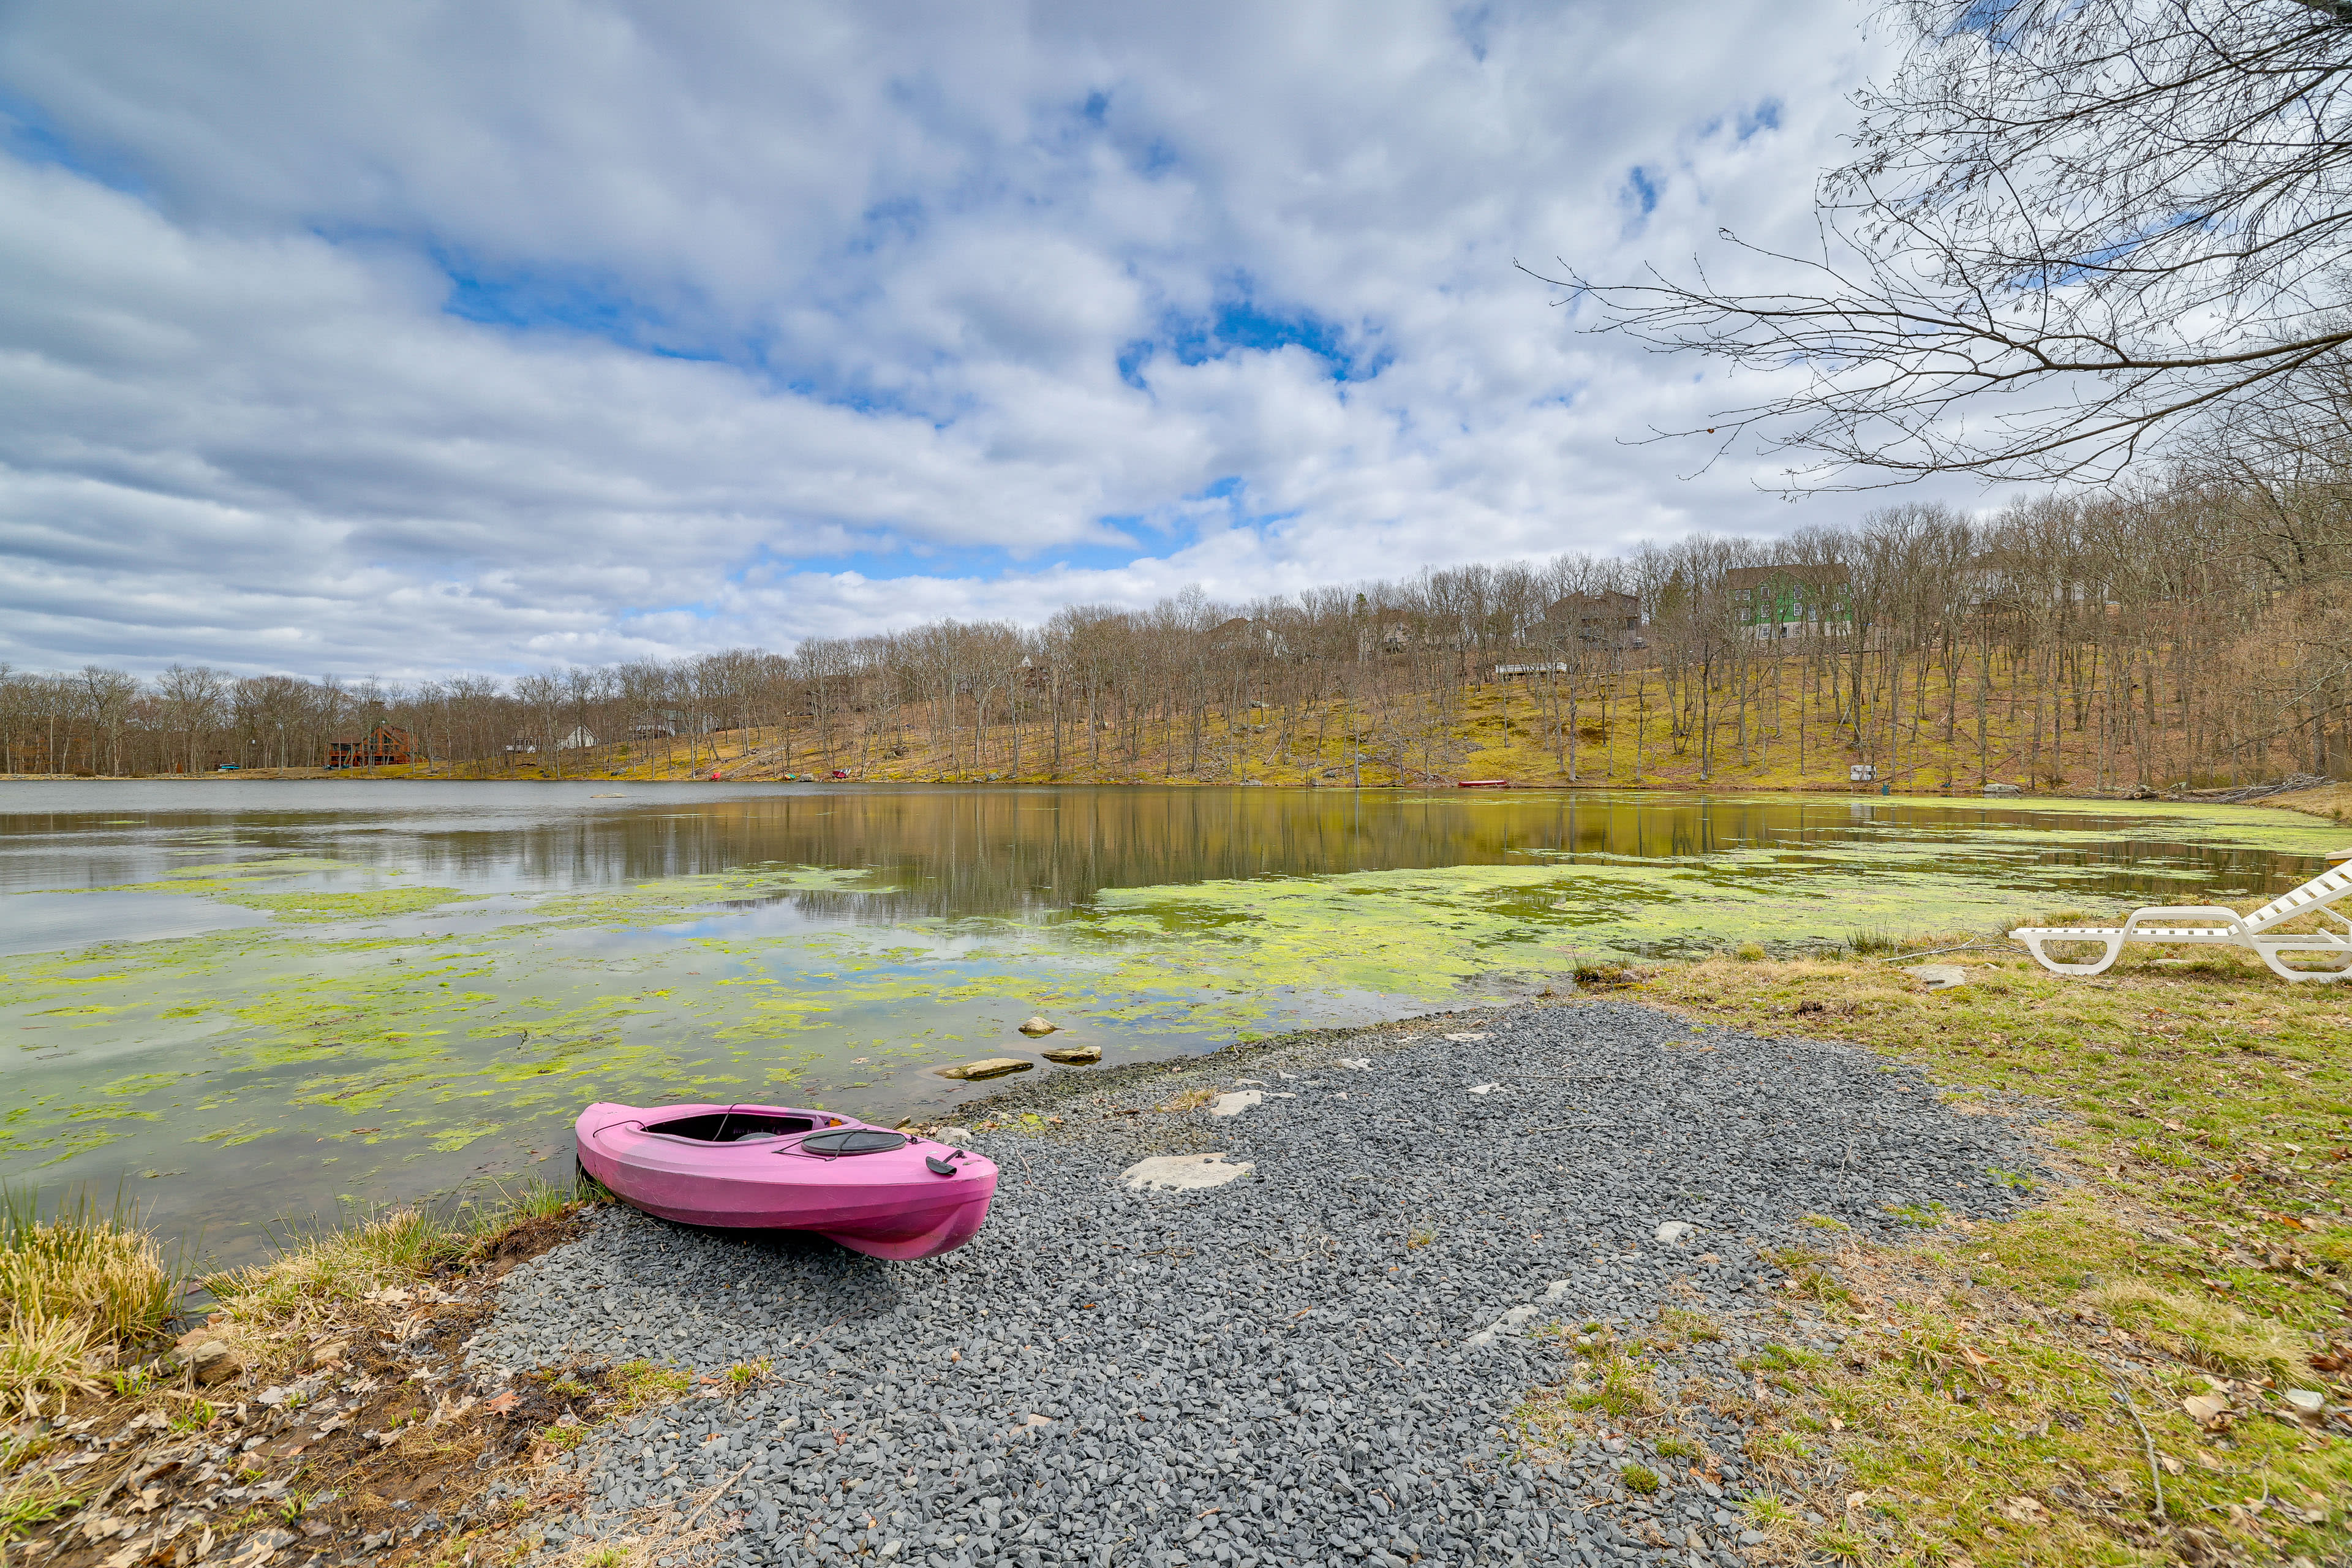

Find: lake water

[2,780,2339,1260]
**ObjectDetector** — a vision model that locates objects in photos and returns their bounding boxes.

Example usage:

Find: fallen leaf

[483,1391,521,1415]
[1845,1491,1869,1512]
[1997,1496,2046,1524]
[1959,1345,1991,1370]
[2183,1392,2231,1424]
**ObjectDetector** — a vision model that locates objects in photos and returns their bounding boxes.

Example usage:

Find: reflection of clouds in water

[655,902,848,941]
[0,889,270,956]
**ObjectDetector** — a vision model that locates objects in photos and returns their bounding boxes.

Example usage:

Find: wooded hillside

[6,480,2346,792]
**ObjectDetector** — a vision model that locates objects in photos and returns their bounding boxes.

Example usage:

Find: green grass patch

[1621,952,2352,1566]
[609,1360,692,1412]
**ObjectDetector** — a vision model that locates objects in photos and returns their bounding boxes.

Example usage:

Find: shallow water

[1,779,2338,1258]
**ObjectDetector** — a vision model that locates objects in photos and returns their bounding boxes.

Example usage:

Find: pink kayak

[573,1101,998,1261]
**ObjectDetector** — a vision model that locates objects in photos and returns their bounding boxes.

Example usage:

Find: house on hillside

[1969,552,2120,613]
[1543,591,1645,651]
[630,709,712,741]
[325,726,422,768]
[1210,617,1287,658]
[508,726,597,755]
[1723,565,1852,641]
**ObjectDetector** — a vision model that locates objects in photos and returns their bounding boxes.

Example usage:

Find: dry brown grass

[0,1191,178,1415]
[3,1181,603,1568]
[2266,782,2352,826]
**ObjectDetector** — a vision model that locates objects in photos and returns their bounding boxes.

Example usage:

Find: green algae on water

[519,864,889,928]
[230,888,481,922]
[3,789,2341,1261]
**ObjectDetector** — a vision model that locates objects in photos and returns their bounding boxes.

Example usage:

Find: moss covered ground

[1518,947,2352,1565]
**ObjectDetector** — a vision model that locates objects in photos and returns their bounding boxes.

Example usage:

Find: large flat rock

[935,1057,1033,1080]
[1119,1152,1253,1191]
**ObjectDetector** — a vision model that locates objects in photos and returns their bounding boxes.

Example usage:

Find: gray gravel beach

[465,998,2041,1568]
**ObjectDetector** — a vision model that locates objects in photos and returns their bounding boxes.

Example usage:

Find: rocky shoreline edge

[8,995,2046,1568]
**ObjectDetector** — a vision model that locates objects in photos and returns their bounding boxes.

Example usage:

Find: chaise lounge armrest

[2120,905,2248,934]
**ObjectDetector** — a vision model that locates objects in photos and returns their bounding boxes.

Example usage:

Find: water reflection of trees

[369,789,2324,921]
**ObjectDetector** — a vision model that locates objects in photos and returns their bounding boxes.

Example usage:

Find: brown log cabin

[324,725,423,768]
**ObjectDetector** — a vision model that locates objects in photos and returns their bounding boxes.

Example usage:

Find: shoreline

[8,950,2350,1567]
[19,993,2010,1568]
[2,772,2343,824]
[460,995,2039,1568]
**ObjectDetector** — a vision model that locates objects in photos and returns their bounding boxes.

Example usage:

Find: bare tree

[78,666,137,775]
[154,664,228,774]
[1550,0,2352,486]
[513,673,568,778]
[0,666,23,774]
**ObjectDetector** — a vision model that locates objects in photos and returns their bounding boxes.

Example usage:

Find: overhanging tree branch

[1552,0,2352,488]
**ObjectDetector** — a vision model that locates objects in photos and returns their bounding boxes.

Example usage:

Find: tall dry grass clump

[206,1180,584,1329]
[1,1189,178,1415]
[206,1207,460,1326]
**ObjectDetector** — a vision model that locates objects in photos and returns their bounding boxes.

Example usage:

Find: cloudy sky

[0,1,1964,679]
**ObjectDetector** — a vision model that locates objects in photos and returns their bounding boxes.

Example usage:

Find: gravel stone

[470,1000,2038,1567]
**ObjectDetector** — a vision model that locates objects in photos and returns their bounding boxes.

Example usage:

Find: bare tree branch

[1547,0,2352,488]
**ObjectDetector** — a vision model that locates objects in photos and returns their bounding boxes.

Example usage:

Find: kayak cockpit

[640,1109,840,1144]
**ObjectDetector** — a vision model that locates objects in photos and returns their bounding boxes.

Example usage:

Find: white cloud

[0,0,1987,678]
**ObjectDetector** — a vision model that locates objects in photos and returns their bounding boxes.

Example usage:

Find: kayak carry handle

[925,1155,956,1176]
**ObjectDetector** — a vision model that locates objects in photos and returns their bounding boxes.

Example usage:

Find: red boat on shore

[1456,778,1511,788]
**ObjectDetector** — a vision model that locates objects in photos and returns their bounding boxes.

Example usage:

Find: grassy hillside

[403,655,2351,815]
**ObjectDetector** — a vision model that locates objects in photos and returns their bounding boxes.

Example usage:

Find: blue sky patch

[1122,292,1381,386]
[1624,166,1662,218]
[1951,0,2031,46]
[1738,99,1781,140]
[438,254,728,364]
[0,92,149,198]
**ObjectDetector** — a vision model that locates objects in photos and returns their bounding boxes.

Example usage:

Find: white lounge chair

[2012,849,2352,981]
